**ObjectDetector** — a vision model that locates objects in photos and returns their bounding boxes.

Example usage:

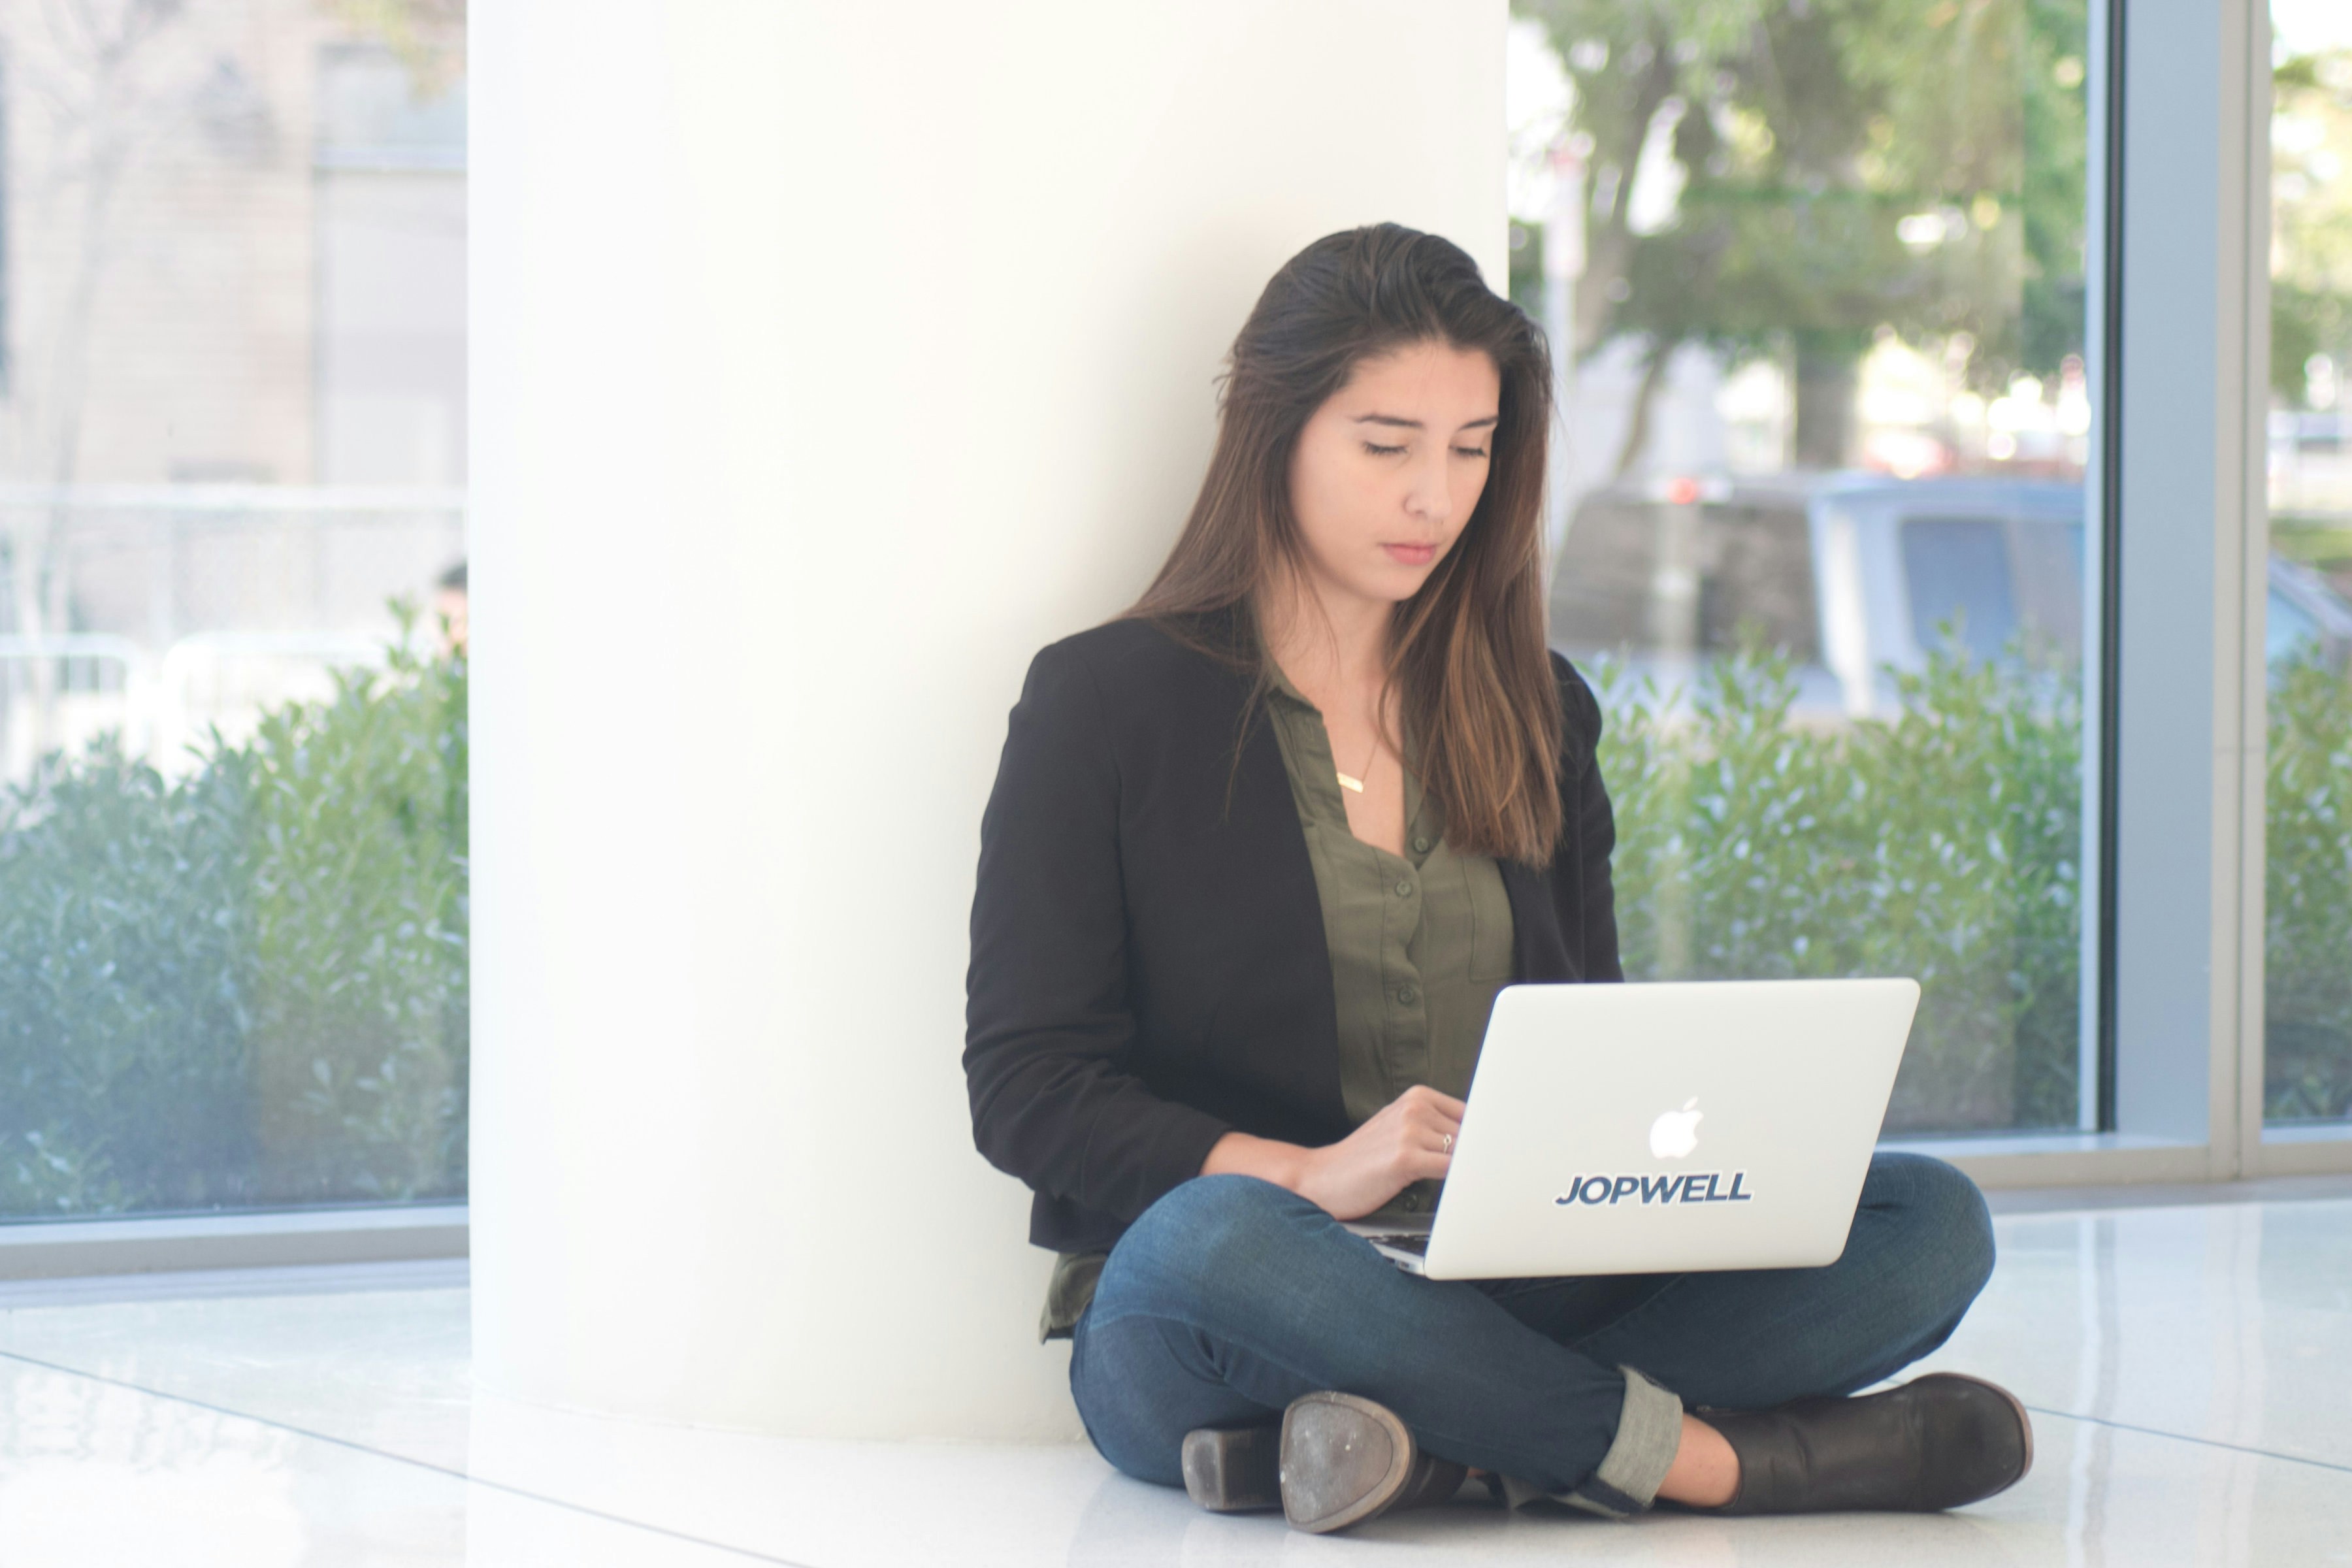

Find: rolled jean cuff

[1497,1365,1684,1520]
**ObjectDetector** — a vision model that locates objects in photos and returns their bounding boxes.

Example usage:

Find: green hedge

[0,612,2342,1214]
[2266,651,2352,1120]
[0,608,467,1217]
[1593,642,2083,1133]
[1595,640,2352,1132]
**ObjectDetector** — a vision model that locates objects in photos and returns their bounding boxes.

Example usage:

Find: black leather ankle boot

[1701,1373,2033,1514]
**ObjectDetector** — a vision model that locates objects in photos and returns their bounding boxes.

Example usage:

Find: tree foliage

[1516,0,2089,462]
[2272,48,2352,404]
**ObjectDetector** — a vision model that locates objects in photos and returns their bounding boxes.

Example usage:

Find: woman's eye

[1364,442,1407,457]
[1455,446,1490,459]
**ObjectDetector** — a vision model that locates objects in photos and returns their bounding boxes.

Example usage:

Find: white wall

[470,0,1505,1440]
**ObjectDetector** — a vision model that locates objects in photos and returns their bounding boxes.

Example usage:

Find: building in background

[0,0,465,779]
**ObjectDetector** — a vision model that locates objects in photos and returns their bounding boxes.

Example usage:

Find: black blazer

[962,612,1623,1254]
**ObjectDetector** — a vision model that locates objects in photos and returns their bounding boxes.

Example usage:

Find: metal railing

[0,485,465,785]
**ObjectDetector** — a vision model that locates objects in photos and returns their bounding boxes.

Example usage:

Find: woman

[964,223,2028,1535]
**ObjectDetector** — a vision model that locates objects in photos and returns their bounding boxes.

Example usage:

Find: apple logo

[1649,1098,1703,1160]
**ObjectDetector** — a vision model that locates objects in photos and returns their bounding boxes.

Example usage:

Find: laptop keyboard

[1362,1232,1431,1256]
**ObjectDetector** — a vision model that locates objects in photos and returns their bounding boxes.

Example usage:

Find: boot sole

[1279,1391,1416,1534]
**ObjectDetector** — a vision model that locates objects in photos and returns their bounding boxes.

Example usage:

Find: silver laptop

[1345,978,1918,1280]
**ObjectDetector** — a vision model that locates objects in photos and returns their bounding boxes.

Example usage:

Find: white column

[470,1,1506,1440]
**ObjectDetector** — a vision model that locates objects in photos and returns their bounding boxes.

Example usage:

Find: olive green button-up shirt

[1038,666,1516,1341]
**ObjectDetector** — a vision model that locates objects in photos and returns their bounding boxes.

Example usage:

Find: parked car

[1548,472,2352,723]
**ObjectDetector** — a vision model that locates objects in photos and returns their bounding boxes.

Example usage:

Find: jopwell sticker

[1555,1172,1755,1206]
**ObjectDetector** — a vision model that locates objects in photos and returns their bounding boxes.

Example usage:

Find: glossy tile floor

[1,1192,2349,1566]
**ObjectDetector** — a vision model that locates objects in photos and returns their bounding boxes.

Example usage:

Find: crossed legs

[1068,1153,1995,1511]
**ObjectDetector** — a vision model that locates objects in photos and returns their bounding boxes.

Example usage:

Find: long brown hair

[1125,223,1563,866]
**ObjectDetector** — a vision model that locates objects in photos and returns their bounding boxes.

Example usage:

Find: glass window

[1901,517,2019,661]
[1550,491,1821,662]
[2266,585,2321,666]
[0,9,468,1218]
[1513,0,2095,1134]
[2266,1,2352,1127]
[2011,519,2086,666]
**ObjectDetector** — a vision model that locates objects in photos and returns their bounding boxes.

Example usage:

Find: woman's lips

[1383,543,1437,566]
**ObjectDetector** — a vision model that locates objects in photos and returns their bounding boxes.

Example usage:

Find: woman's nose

[1403,449,1452,526]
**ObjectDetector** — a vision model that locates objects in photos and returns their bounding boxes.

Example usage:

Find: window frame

[1899,0,2352,1189]
[0,1205,466,1280]
[2233,1,2352,1177]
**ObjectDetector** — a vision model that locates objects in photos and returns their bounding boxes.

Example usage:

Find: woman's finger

[1397,1086,1465,1118]
[1396,1127,1453,1171]
[1407,1104,1462,1139]
[1409,1102,1465,1133]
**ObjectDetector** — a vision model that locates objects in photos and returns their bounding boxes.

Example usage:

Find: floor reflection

[0,1199,2343,1565]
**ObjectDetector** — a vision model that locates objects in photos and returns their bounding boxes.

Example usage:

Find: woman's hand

[1297,1085,1464,1220]
[1201,1086,1465,1222]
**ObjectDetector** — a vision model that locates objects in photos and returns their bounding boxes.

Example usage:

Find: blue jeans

[1068,1152,1994,1514]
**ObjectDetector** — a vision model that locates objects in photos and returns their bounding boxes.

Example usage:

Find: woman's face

[1284,338,1501,615]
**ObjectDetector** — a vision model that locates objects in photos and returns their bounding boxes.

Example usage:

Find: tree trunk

[22,23,154,766]
[1793,334,1859,470]
[1613,338,1678,478]
[1571,31,1680,359]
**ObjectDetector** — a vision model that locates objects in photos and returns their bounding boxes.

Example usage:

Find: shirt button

[1397,984,1418,1005]
[1394,878,1414,898]
[1413,836,1431,854]
[1403,1192,1421,1213]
